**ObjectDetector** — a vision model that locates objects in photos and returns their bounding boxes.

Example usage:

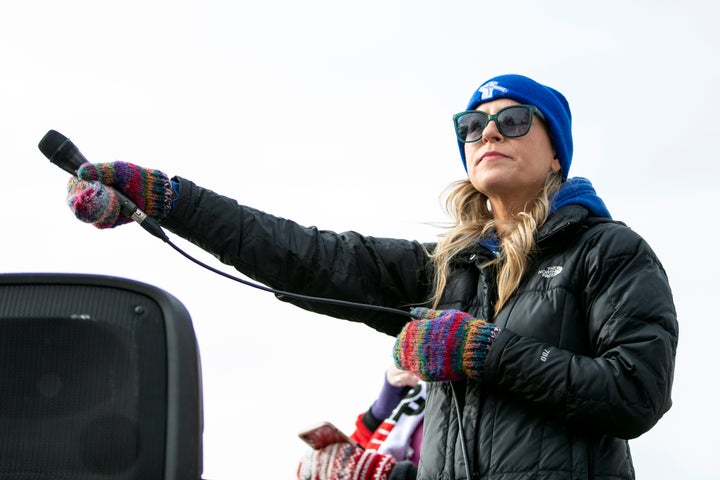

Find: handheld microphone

[38,130,167,241]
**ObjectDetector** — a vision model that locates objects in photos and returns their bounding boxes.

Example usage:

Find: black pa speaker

[0,273,203,480]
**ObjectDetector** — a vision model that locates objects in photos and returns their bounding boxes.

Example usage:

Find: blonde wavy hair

[430,171,563,312]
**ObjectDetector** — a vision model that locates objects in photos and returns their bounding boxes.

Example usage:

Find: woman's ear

[551,157,561,173]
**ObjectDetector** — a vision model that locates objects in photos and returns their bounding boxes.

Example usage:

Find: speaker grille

[0,283,167,479]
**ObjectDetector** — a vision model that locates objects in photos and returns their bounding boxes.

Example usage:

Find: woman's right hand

[66,161,174,229]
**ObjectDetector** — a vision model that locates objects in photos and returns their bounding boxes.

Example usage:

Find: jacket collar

[537,204,591,243]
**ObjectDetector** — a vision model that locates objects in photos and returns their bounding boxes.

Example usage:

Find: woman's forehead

[474,98,521,113]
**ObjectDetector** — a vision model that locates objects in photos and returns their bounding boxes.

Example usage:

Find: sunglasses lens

[497,107,532,137]
[454,106,535,142]
[456,112,487,143]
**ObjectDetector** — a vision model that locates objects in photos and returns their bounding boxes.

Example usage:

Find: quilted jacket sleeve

[161,177,432,336]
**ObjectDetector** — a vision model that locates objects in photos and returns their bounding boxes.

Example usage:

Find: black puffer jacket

[163,178,678,480]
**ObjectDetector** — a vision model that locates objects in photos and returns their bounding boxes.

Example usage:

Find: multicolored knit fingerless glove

[394,307,501,382]
[67,177,124,228]
[66,161,173,229]
[297,443,396,480]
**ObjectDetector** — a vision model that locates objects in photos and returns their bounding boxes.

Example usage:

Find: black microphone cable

[163,234,411,318]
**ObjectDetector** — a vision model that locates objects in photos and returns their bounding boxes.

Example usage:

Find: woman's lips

[475,151,509,166]
[480,151,508,161]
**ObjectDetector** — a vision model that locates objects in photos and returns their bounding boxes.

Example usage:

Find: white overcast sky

[2,0,718,478]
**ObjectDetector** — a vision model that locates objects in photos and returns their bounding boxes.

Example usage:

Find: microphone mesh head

[38,130,68,160]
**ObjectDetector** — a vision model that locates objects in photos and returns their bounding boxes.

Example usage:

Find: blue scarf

[551,177,611,219]
[477,177,611,255]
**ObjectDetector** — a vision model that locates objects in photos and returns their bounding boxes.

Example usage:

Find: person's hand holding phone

[298,422,357,450]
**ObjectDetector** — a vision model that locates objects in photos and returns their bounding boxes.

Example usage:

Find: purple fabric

[370,376,407,421]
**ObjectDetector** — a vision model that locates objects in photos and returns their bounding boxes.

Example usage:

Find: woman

[66,74,678,479]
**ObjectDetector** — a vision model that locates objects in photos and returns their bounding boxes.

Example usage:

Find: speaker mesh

[0,283,167,479]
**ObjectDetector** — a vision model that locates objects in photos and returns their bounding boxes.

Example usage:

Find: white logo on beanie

[479,81,508,100]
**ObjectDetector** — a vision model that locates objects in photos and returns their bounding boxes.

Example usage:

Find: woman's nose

[481,119,503,143]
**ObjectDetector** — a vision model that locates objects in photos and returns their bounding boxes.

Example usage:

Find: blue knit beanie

[458,74,573,180]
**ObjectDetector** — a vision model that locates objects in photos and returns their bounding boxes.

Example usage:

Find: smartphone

[298,421,359,450]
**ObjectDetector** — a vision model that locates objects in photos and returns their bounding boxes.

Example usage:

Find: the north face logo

[478,81,508,100]
[538,266,563,278]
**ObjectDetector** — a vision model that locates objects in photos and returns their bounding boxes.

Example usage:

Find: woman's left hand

[393,307,501,382]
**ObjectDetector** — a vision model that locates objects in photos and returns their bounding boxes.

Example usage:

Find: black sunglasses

[453,104,545,143]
